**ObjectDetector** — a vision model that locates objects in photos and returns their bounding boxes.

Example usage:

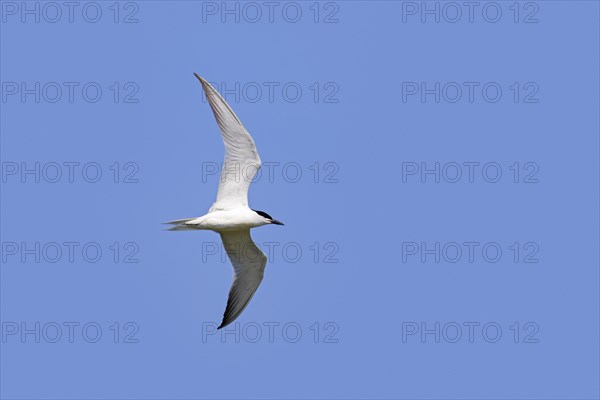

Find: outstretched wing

[195,74,261,211]
[218,229,267,329]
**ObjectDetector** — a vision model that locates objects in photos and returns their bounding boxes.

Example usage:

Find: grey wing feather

[218,229,267,329]
[194,74,261,211]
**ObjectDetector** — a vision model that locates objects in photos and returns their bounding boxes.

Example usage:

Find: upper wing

[195,74,261,211]
[218,229,267,329]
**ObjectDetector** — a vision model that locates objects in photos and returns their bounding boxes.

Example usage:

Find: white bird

[166,73,284,329]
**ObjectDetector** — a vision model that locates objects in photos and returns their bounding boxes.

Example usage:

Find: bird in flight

[166,73,284,329]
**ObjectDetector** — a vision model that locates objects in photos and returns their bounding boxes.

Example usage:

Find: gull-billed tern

[166,73,284,329]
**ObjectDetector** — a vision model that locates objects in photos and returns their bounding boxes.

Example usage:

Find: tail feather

[164,218,197,231]
[164,218,195,225]
[166,224,197,231]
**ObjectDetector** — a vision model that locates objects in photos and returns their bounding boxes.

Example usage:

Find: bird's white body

[167,73,283,329]
[185,207,269,231]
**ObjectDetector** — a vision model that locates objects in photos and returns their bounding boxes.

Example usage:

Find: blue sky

[1,1,599,399]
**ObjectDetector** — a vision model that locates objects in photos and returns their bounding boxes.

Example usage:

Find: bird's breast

[194,208,265,231]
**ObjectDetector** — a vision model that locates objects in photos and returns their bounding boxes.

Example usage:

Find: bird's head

[252,209,284,226]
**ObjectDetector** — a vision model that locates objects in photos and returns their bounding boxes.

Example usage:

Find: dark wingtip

[194,72,206,87]
[194,73,213,93]
[193,73,205,85]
